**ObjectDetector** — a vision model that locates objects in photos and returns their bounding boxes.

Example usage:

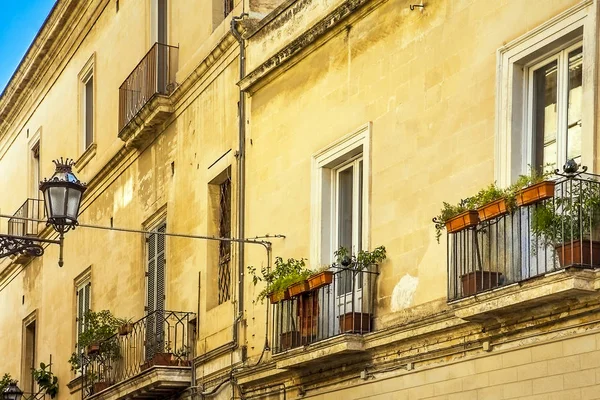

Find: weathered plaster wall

[242,0,582,357]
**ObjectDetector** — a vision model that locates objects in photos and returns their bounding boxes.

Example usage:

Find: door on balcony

[333,157,365,332]
[151,0,168,93]
[145,222,166,360]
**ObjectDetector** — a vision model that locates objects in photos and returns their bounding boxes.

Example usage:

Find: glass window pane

[567,46,583,162]
[66,189,82,220]
[533,60,558,171]
[49,186,67,217]
[85,77,94,148]
[338,166,353,296]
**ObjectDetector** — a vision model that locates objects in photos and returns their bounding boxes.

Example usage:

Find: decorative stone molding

[117,96,173,149]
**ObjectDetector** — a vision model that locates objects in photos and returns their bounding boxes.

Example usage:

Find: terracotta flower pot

[338,312,371,333]
[269,289,290,304]
[307,271,333,290]
[445,210,479,234]
[477,198,508,222]
[516,181,555,206]
[555,240,600,268]
[460,271,502,296]
[288,280,310,297]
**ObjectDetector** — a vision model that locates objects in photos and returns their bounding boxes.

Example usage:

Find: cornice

[239,0,388,93]
[0,0,110,155]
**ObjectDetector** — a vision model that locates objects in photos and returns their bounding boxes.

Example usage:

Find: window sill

[75,143,97,170]
[67,375,82,394]
[452,268,599,323]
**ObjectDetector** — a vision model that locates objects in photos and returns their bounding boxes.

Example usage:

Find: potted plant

[172,345,192,366]
[334,246,386,333]
[433,198,479,243]
[248,257,310,303]
[472,183,515,222]
[117,318,134,336]
[68,310,122,372]
[532,177,600,267]
[513,166,555,206]
[32,362,59,398]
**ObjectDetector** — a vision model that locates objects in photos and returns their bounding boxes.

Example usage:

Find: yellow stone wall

[0,0,599,399]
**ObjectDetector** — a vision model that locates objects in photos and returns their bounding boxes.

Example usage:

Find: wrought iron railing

[447,167,600,301]
[8,198,44,237]
[80,310,195,398]
[23,393,46,400]
[272,265,378,354]
[118,43,179,132]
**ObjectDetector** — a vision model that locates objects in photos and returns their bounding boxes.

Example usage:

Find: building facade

[1,0,600,399]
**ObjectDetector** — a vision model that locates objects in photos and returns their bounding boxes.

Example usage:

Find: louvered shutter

[77,286,84,343]
[146,222,166,359]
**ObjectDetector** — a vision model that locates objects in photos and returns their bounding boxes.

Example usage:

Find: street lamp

[0,158,86,266]
[3,381,23,400]
[39,158,87,235]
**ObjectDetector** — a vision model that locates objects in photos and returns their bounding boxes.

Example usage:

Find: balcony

[446,170,600,321]
[7,198,44,264]
[271,266,377,368]
[81,310,195,400]
[117,43,178,149]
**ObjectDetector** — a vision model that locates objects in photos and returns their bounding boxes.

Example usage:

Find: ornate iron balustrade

[80,310,195,398]
[272,265,378,354]
[118,43,179,132]
[8,198,44,237]
[447,168,600,301]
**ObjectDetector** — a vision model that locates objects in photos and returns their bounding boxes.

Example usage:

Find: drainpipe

[231,13,248,352]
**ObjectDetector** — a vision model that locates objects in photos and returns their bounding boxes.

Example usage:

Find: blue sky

[0,0,57,95]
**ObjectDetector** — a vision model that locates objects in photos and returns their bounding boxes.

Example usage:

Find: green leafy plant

[32,362,58,398]
[433,198,477,243]
[509,164,554,194]
[334,246,387,271]
[68,310,122,371]
[532,178,600,246]
[0,374,18,400]
[248,257,311,302]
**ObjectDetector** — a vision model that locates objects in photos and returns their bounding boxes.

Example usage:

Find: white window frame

[495,0,596,187]
[311,123,371,267]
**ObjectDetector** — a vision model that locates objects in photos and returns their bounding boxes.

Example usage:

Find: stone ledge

[274,334,366,369]
[117,95,173,149]
[452,268,598,323]
[88,366,191,400]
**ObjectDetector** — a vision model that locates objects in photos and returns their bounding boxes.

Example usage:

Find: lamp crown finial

[52,158,75,173]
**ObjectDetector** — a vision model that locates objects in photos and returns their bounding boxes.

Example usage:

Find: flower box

[288,280,310,297]
[268,289,290,304]
[477,198,508,221]
[118,322,133,336]
[445,210,479,233]
[307,271,333,290]
[516,181,555,206]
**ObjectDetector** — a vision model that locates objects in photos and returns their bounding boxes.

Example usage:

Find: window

[529,43,583,172]
[218,178,232,304]
[21,312,37,393]
[334,157,363,295]
[82,72,94,150]
[79,55,95,153]
[76,280,91,345]
[495,2,595,186]
[311,123,371,267]
[30,141,40,199]
[207,168,232,308]
[146,222,166,359]
[151,0,167,44]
